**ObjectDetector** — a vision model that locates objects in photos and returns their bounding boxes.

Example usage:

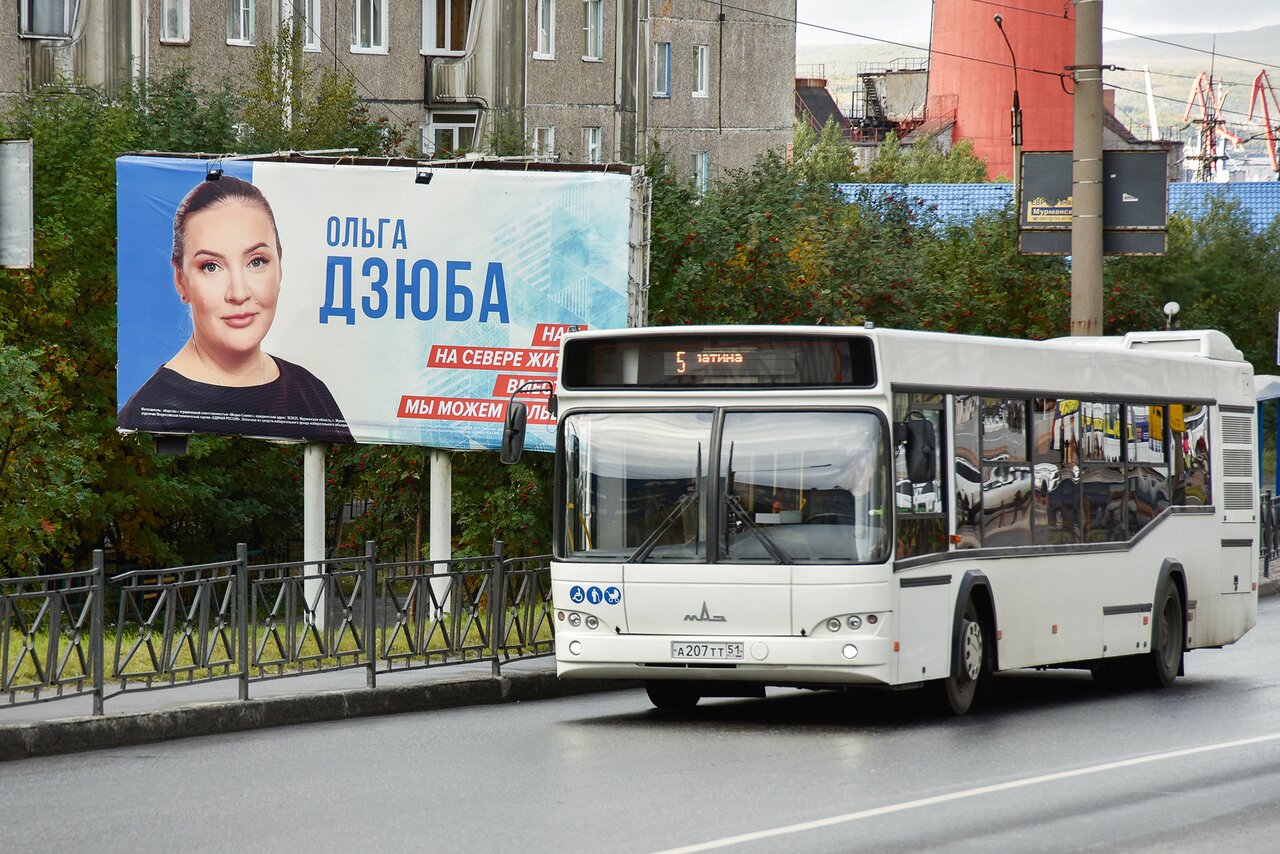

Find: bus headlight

[568,613,581,627]
[568,640,583,656]
[848,615,863,630]
[585,615,599,630]
[842,644,859,660]
[827,618,841,633]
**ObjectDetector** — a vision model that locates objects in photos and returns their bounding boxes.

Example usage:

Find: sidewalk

[5,564,1278,763]
[0,656,631,763]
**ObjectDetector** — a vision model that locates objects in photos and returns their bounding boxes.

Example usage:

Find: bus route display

[561,334,876,388]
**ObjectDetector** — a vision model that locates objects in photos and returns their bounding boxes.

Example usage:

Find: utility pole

[1070,0,1104,336]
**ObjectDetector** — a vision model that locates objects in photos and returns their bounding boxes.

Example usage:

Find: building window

[160,0,189,43]
[535,0,555,58]
[533,127,556,161]
[352,0,388,53]
[692,150,709,193]
[583,127,602,164]
[693,44,708,97]
[423,0,471,55]
[424,112,478,157]
[19,0,77,38]
[282,0,319,51]
[583,0,603,60]
[653,42,671,97]
[227,0,254,45]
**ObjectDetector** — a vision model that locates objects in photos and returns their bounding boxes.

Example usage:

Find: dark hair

[170,175,282,268]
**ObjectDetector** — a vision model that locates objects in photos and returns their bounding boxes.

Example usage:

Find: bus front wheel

[937,597,989,715]
[645,680,701,710]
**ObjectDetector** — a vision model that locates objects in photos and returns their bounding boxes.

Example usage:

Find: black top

[118,357,353,442]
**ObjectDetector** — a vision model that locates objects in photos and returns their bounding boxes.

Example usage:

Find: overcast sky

[796,1,1280,46]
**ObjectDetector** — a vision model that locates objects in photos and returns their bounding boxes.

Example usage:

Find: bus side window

[953,395,982,550]
[1032,398,1081,546]
[1125,403,1171,535]
[1170,404,1211,506]
[893,392,947,558]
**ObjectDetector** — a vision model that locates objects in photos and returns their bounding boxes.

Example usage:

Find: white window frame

[583,126,602,164]
[423,111,479,157]
[534,0,555,59]
[282,0,320,52]
[692,150,709,193]
[227,0,254,46]
[582,0,603,61]
[533,127,557,161]
[693,44,709,98]
[351,0,388,54]
[18,0,77,39]
[653,42,671,97]
[160,0,189,43]
[422,0,470,56]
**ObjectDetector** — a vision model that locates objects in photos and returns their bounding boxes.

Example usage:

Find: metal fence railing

[1262,492,1280,579]
[2,541,552,715]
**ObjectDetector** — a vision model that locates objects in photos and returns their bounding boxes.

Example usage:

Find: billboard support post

[430,448,453,615]
[304,442,327,632]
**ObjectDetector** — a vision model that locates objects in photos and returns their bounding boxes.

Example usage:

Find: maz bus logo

[685,602,726,623]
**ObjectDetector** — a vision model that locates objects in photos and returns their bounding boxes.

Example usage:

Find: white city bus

[501,326,1259,713]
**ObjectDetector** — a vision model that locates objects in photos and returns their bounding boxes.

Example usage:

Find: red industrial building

[926,0,1076,179]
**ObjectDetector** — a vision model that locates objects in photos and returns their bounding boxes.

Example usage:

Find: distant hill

[798,24,1280,167]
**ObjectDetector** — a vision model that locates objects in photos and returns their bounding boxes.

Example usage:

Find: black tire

[937,597,989,715]
[1139,578,1184,688]
[645,680,701,710]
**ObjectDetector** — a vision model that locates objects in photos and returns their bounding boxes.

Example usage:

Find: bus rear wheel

[937,597,989,715]
[645,681,701,710]
[1139,578,1184,688]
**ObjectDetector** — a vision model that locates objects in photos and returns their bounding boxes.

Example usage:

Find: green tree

[241,22,407,156]
[856,132,989,184]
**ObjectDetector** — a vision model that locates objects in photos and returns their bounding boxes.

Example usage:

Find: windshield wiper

[628,491,700,563]
[724,494,794,565]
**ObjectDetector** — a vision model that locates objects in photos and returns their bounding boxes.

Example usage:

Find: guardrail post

[92,550,105,716]
[365,540,377,690]
[237,543,250,701]
[491,540,506,678]
[1265,491,1272,579]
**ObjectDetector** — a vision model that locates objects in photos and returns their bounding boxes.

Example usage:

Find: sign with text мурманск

[1018,150,1169,256]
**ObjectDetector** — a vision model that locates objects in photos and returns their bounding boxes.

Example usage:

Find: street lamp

[994,15,1023,192]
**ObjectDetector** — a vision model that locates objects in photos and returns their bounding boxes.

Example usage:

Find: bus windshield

[561,410,890,564]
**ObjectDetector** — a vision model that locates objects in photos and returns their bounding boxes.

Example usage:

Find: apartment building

[3,1,794,180]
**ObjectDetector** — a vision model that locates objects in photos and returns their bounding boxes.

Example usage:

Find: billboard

[116,156,638,452]
[1017,150,1169,255]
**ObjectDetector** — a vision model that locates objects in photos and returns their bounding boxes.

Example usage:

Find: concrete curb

[0,671,634,763]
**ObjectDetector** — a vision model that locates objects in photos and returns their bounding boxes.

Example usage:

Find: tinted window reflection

[1082,465,1126,542]
[954,395,981,549]
[982,464,1032,545]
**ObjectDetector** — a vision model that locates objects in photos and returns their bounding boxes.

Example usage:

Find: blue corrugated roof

[842,182,1280,231]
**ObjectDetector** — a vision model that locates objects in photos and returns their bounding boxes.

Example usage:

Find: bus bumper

[554,633,896,687]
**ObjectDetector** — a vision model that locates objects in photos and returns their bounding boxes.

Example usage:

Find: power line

[1102,26,1280,72]
[745,1,1070,81]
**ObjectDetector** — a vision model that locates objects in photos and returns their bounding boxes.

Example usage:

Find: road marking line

[653,731,1280,853]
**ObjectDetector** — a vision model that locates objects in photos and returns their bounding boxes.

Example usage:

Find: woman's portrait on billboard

[118,175,351,442]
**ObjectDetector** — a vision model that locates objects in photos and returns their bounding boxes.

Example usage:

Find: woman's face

[174,199,281,362]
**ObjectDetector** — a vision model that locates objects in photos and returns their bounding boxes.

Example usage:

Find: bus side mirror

[500,401,529,465]
[897,413,936,484]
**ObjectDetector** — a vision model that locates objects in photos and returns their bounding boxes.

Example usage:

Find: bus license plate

[671,641,744,661]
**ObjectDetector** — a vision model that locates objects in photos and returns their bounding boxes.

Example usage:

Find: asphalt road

[4,598,1280,853]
